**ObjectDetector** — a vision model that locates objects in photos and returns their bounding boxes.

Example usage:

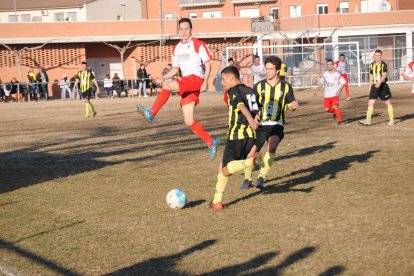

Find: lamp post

[120,3,126,20]
[13,0,17,16]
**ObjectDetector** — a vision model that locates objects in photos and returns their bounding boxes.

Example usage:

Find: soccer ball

[166,189,187,209]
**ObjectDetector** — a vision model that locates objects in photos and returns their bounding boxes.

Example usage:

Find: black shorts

[81,88,92,99]
[222,138,255,167]
[369,84,392,101]
[255,124,284,151]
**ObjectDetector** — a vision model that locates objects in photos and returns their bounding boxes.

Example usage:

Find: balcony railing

[179,0,226,8]
[231,0,278,4]
[251,16,279,32]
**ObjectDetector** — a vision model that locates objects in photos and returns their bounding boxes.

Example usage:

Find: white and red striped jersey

[321,71,346,98]
[402,61,414,79]
[172,37,212,79]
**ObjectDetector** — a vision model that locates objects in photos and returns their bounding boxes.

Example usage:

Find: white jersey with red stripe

[334,60,348,74]
[172,37,212,79]
[321,71,346,98]
[402,61,414,79]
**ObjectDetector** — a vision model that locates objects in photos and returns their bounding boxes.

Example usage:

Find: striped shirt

[255,80,295,126]
[227,84,259,140]
[76,70,95,92]
[369,61,388,84]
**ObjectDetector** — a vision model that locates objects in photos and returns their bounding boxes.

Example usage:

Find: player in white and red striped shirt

[334,54,351,100]
[136,18,219,159]
[402,60,414,95]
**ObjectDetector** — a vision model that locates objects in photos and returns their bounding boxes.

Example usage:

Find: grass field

[1,83,413,275]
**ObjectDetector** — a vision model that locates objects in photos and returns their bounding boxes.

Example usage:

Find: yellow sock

[244,167,253,181]
[387,105,394,120]
[85,103,90,117]
[227,158,254,174]
[213,173,228,204]
[366,106,373,122]
[258,152,275,179]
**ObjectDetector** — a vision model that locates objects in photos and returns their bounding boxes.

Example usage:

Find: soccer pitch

[1,84,413,275]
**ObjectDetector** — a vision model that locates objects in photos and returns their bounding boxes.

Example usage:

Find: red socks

[327,107,342,122]
[190,121,213,146]
[151,89,170,117]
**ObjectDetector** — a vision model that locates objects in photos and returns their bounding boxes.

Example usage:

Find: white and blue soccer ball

[166,188,187,209]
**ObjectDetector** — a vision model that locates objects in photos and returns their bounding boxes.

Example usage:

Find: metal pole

[13,0,16,16]
[159,0,163,73]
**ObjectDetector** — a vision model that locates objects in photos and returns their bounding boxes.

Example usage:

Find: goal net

[225,41,361,89]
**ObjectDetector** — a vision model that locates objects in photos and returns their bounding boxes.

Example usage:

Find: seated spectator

[11,78,24,102]
[103,74,113,98]
[112,73,121,97]
[147,74,158,96]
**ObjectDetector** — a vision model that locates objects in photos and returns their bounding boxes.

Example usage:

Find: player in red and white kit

[335,54,351,101]
[314,59,346,125]
[402,60,414,95]
[136,18,219,159]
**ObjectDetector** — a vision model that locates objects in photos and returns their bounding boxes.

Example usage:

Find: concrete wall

[0,7,86,23]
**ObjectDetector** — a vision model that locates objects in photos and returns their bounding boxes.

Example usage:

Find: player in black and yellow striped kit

[359,49,395,126]
[209,66,261,210]
[241,56,299,190]
[72,62,100,118]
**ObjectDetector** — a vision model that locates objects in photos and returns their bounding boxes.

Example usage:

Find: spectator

[36,68,49,100]
[112,73,121,97]
[162,63,172,77]
[27,68,36,82]
[103,74,113,98]
[70,75,81,100]
[0,78,7,102]
[137,64,148,97]
[60,75,71,100]
[28,76,40,101]
[147,74,158,96]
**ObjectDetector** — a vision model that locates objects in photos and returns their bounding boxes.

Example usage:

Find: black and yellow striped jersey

[279,63,287,77]
[255,80,295,126]
[369,61,388,84]
[76,70,95,92]
[227,84,259,140]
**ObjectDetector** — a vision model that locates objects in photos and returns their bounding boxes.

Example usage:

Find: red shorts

[323,96,339,109]
[173,74,204,107]
[341,73,349,84]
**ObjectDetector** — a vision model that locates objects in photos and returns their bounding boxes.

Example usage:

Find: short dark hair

[339,54,345,57]
[253,55,260,60]
[228,57,234,62]
[179,18,192,29]
[326,59,334,64]
[221,66,240,79]
[81,61,87,65]
[264,56,282,70]
[375,49,383,55]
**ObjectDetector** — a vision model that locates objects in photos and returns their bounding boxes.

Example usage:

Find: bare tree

[0,41,54,101]
[101,38,158,80]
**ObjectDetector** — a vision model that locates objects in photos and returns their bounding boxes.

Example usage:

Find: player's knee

[324,108,330,112]
[184,118,194,126]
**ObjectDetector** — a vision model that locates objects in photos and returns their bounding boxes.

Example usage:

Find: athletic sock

[387,105,394,120]
[89,102,96,114]
[244,167,253,181]
[345,84,350,98]
[227,158,254,175]
[327,107,335,114]
[85,103,89,117]
[190,120,214,146]
[151,89,170,117]
[213,173,228,204]
[258,152,275,179]
[335,108,342,122]
[366,106,374,122]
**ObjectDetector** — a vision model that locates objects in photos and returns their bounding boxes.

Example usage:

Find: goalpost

[226,41,361,89]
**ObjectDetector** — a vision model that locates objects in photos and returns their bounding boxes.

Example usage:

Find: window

[290,5,301,18]
[8,15,18,22]
[361,0,368,12]
[66,12,77,22]
[239,8,259,18]
[317,4,329,14]
[21,14,31,22]
[339,1,349,13]
[117,15,122,20]
[270,7,279,18]
[32,16,42,22]
[54,12,65,22]
[189,12,197,19]
[202,11,221,18]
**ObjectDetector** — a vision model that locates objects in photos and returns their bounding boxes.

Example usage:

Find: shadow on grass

[107,241,321,275]
[278,141,337,162]
[396,113,414,123]
[184,199,206,209]
[226,150,379,207]
[342,113,381,124]
[0,237,79,276]
[319,265,346,276]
